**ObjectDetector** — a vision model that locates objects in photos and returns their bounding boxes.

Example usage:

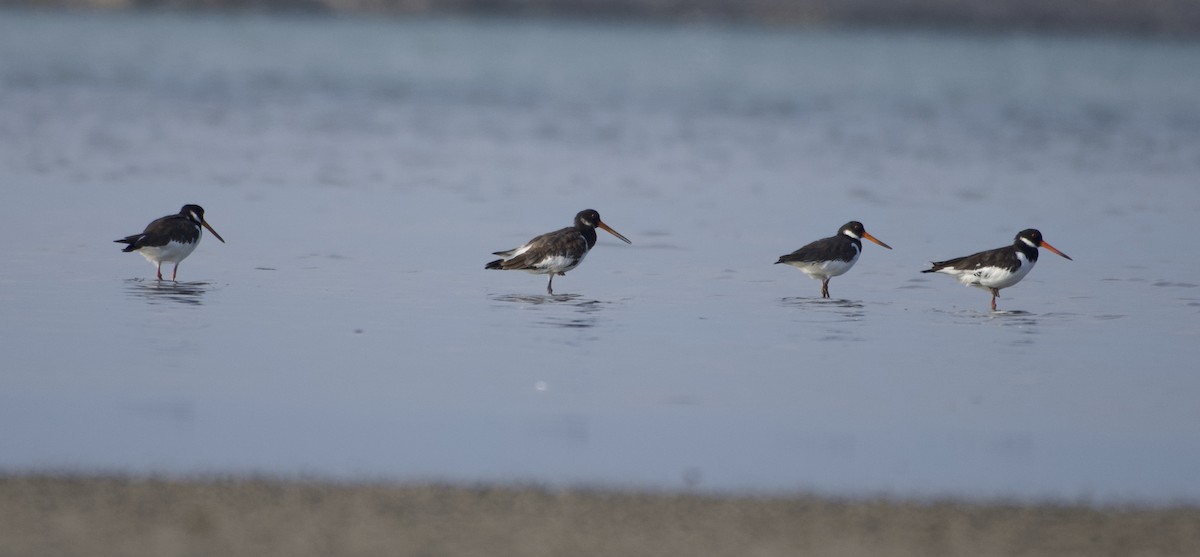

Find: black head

[575,209,602,229]
[180,204,207,225]
[839,221,866,238]
[575,209,631,244]
[1016,229,1070,260]
[1015,229,1042,247]
[838,221,891,249]
[179,204,226,244]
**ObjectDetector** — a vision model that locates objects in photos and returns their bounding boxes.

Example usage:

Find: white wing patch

[497,230,590,275]
[937,252,1034,290]
[528,253,585,275]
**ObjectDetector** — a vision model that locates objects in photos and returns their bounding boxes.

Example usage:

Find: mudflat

[2,475,1197,556]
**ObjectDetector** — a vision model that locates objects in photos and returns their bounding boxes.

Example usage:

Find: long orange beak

[1039,240,1071,260]
[597,220,631,244]
[202,220,226,244]
[862,231,892,250]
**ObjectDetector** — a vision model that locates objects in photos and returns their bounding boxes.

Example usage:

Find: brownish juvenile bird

[486,209,630,294]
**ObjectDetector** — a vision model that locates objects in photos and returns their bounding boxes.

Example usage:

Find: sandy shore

[2,475,1198,556]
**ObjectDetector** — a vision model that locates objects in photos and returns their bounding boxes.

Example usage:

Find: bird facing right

[775,221,892,299]
[923,228,1072,311]
[485,209,631,295]
[115,204,225,281]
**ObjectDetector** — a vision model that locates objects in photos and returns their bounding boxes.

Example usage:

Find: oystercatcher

[116,204,225,281]
[486,209,631,294]
[923,228,1071,311]
[775,221,892,298]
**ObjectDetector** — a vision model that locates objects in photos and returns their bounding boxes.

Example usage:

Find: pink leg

[172,263,179,282]
[821,278,830,298]
[156,263,163,281]
[990,288,999,311]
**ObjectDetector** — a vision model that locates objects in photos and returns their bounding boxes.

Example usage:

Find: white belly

[138,239,199,265]
[942,255,1034,290]
[784,252,859,280]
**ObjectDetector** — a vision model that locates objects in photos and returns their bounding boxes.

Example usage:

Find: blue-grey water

[2,10,1199,502]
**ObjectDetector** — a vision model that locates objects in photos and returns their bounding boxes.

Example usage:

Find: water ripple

[489,293,612,330]
[124,278,211,306]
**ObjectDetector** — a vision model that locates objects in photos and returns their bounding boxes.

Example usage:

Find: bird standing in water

[776,221,892,298]
[116,204,225,281]
[923,228,1072,311]
[486,209,631,295]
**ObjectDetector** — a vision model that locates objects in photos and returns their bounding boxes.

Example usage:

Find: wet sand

[3,475,1197,556]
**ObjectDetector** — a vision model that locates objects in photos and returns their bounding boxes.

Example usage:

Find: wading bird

[486,209,630,295]
[776,221,892,298]
[116,204,225,281]
[923,228,1071,311]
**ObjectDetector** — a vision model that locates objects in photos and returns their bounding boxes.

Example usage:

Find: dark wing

[494,227,586,271]
[924,245,1018,273]
[114,233,147,252]
[114,214,195,251]
[776,235,854,264]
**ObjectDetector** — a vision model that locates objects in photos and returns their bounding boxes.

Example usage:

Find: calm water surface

[2,10,1199,502]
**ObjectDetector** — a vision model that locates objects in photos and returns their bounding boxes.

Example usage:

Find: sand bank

[2,475,1198,556]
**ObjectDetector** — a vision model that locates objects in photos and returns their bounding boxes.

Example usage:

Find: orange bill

[862,231,892,250]
[202,221,226,243]
[597,220,631,244]
[1039,240,1071,260]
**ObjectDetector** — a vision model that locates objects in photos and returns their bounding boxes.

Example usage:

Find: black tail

[115,235,141,252]
[485,259,504,270]
[923,257,962,273]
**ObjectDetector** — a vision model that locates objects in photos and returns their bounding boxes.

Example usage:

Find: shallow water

[2,10,1200,502]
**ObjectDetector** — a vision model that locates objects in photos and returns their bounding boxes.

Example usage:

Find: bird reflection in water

[779,296,866,322]
[489,293,609,329]
[125,278,211,306]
